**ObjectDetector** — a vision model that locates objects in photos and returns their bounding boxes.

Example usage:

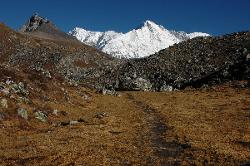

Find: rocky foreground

[0,78,249,165]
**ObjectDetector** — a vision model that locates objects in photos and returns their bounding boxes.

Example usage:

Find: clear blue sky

[0,0,250,35]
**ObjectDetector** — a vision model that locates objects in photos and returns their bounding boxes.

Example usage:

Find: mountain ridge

[69,20,210,58]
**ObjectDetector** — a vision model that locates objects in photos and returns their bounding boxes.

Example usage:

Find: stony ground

[0,83,249,165]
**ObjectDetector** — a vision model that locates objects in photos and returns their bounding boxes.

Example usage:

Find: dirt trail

[126,93,184,165]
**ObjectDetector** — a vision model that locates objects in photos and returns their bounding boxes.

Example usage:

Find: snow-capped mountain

[69,20,210,58]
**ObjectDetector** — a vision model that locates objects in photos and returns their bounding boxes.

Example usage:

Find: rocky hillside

[96,31,250,91]
[0,21,120,89]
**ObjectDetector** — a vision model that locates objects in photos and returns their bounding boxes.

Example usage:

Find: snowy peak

[141,20,160,29]
[136,20,166,32]
[69,20,210,58]
[144,20,155,25]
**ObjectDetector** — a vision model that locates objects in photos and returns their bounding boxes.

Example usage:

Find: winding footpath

[126,93,184,165]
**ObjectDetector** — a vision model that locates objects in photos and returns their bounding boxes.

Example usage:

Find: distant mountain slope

[69,20,210,58]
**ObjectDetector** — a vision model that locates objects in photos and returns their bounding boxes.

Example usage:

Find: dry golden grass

[131,86,250,164]
[0,83,249,165]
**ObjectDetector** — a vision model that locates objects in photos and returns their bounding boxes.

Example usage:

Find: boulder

[17,108,28,120]
[0,112,5,120]
[11,82,29,96]
[0,98,8,108]
[34,111,48,122]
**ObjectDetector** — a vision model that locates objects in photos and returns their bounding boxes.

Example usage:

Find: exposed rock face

[20,13,49,32]
[19,13,77,42]
[96,31,250,91]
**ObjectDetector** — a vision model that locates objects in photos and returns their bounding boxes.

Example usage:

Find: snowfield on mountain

[69,20,210,58]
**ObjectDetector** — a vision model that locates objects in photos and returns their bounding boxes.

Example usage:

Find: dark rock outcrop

[19,13,49,32]
[19,13,77,42]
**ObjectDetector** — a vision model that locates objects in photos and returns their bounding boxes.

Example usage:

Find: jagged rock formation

[96,31,250,91]
[20,13,50,32]
[19,13,77,41]
[69,20,210,58]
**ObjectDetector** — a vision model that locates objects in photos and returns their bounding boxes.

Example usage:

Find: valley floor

[0,86,250,165]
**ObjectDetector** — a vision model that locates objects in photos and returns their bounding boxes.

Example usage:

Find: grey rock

[243,48,248,55]
[95,112,108,119]
[80,93,92,101]
[35,111,48,122]
[0,98,8,108]
[133,78,152,91]
[69,120,79,125]
[18,97,31,104]
[34,66,52,78]
[1,89,10,96]
[0,84,4,91]
[60,120,81,126]
[5,79,14,85]
[102,89,118,96]
[52,109,59,116]
[11,82,29,96]
[0,112,5,120]
[17,108,28,120]
[247,54,250,61]
[0,83,10,96]
[160,85,173,92]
